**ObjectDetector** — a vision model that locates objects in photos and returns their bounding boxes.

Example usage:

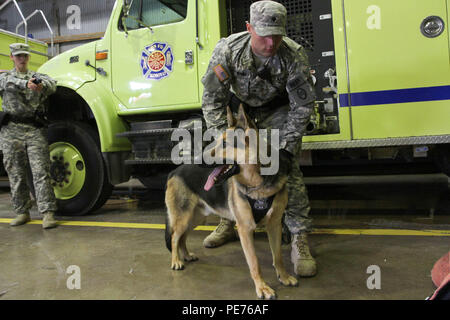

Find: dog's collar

[235,180,265,196]
[235,169,283,196]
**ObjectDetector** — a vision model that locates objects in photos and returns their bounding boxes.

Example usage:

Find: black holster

[0,111,10,128]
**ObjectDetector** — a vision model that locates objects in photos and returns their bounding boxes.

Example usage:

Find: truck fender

[75,82,130,153]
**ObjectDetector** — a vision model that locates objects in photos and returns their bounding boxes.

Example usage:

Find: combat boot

[10,213,31,226]
[291,232,317,277]
[203,218,237,248]
[42,212,58,229]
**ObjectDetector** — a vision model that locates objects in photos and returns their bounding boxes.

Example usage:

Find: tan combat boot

[203,218,237,248]
[10,213,31,226]
[42,212,58,229]
[291,232,317,277]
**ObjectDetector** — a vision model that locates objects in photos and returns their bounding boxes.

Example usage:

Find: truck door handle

[185,50,194,65]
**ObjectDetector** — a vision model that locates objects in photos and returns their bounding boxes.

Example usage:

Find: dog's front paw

[171,260,185,270]
[184,253,198,262]
[278,274,299,287]
[256,282,277,300]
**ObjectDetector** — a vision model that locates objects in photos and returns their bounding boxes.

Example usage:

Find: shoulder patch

[213,64,229,82]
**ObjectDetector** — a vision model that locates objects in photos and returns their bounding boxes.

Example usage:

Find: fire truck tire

[47,121,112,216]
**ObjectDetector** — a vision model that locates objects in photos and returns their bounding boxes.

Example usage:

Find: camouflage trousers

[0,124,57,215]
[236,103,312,234]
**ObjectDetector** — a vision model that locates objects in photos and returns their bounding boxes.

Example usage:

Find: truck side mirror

[121,0,153,35]
[122,0,133,16]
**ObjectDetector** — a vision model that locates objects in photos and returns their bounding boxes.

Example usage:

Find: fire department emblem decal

[140,42,173,80]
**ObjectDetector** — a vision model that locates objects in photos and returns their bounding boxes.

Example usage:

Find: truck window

[121,0,188,30]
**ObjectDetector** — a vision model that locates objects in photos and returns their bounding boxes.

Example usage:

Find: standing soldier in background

[0,43,58,229]
[201,1,317,277]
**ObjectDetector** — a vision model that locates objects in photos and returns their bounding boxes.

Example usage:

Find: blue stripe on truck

[339,85,450,107]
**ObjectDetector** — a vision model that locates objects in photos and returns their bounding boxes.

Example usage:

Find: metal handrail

[0,0,28,44]
[16,10,54,57]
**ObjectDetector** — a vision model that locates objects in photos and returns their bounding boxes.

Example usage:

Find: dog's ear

[236,103,249,129]
[226,106,235,127]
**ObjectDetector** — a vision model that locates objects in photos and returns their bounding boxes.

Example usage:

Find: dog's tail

[165,215,172,252]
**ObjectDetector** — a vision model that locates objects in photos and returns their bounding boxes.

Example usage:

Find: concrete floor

[0,179,449,300]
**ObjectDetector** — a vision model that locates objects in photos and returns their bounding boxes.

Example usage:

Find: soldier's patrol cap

[9,43,30,56]
[250,1,287,37]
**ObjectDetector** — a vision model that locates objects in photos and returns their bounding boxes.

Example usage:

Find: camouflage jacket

[201,31,316,153]
[0,68,56,119]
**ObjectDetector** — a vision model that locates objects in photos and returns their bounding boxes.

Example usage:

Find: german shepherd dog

[165,104,298,299]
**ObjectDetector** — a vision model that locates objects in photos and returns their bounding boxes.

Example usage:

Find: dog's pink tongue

[204,167,224,191]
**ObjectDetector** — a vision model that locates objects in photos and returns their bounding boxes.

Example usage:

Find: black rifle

[31,73,43,85]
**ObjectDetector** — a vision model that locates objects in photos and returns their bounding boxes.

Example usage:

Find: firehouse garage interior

[0,0,449,301]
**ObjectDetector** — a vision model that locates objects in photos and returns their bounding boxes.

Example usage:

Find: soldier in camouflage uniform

[0,43,58,229]
[201,1,316,276]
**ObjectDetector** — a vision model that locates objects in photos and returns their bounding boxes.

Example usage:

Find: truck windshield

[121,0,188,30]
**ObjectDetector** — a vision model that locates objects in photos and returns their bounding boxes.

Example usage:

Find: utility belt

[229,92,290,114]
[0,111,48,129]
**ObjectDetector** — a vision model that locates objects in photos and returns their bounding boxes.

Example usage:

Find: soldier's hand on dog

[27,78,43,92]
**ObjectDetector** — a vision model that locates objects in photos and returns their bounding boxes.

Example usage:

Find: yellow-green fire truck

[16,0,450,215]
